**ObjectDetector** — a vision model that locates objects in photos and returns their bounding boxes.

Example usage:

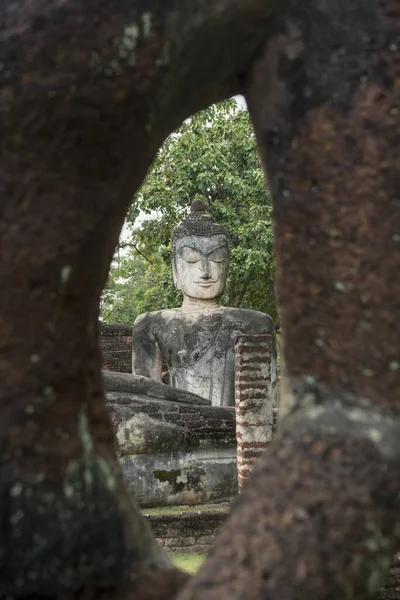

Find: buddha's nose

[200,259,211,279]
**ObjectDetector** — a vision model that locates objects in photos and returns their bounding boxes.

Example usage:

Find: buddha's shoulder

[133,309,183,329]
[223,307,275,333]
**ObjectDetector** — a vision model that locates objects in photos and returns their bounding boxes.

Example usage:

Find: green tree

[100,246,181,324]
[101,98,277,324]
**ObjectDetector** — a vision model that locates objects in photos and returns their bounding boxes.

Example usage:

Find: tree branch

[236,268,255,308]
[118,242,154,265]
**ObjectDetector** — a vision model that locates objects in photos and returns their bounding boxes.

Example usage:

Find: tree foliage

[101,98,278,324]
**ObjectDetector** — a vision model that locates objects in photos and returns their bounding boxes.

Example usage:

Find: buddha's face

[173,235,229,301]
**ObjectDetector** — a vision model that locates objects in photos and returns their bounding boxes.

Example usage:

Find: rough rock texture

[247,0,400,412]
[178,433,400,600]
[115,413,190,456]
[73,569,191,600]
[0,0,399,599]
[378,554,400,600]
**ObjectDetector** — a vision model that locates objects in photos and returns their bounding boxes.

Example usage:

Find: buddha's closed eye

[180,248,202,263]
[208,248,228,263]
[179,246,228,264]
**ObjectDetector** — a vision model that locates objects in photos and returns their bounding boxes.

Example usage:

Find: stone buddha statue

[131,201,275,407]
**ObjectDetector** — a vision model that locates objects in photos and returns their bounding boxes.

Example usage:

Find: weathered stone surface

[106,393,237,506]
[0,0,399,598]
[118,568,191,600]
[247,0,400,414]
[106,392,236,447]
[132,307,275,407]
[378,554,400,600]
[0,0,280,593]
[121,449,237,507]
[116,413,190,455]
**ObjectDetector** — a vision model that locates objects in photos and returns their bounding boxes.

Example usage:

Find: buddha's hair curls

[171,201,233,259]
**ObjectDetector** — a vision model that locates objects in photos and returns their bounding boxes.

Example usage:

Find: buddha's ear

[172,260,180,290]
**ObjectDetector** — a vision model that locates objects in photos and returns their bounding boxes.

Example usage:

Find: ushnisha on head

[171,201,233,305]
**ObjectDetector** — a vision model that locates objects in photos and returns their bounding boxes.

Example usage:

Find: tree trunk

[0,0,398,599]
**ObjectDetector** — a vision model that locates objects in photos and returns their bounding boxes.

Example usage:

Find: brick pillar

[99,323,133,373]
[234,334,276,491]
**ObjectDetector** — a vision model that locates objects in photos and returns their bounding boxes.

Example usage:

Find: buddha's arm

[131,314,163,382]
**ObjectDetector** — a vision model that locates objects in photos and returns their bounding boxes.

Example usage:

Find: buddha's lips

[194,281,217,286]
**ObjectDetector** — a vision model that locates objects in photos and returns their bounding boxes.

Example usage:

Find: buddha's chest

[154,314,233,369]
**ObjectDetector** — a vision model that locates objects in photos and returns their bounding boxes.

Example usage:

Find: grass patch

[172,553,206,574]
[143,502,230,517]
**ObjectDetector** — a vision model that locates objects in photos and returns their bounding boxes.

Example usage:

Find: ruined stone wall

[99,323,132,373]
[145,510,228,554]
[107,393,236,448]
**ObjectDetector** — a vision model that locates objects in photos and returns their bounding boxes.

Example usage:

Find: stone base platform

[106,390,237,507]
[122,446,237,507]
[143,504,230,554]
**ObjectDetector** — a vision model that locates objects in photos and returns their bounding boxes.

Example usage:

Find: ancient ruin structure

[0,1,399,600]
[102,368,238,507]
[234,334,276,489]
[100,323,132,372]
[99,204,277,506]
[132,202,276,407]
[101,324,276,503]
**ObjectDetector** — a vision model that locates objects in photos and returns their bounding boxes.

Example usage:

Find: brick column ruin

[99,323,132,373]
[234,334,276,490]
